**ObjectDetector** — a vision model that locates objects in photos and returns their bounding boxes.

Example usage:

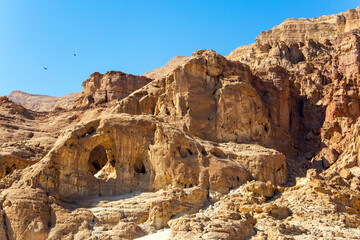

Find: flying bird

[74,53,76,56]
[43,67,48,70]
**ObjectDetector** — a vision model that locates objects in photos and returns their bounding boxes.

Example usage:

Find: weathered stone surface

[2,6,360,240]
[0,49,289,238]
[17,114,286,200]
[115,50,277,148]
[169,179,360,239]
[229,7,360,67]
[168,212,256,240]
[1,187,50,240]
[74,71,152,108]
[0,97,102,183]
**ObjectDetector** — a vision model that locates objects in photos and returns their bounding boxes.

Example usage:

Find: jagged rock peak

[257,7,360,45]
[74,70,152,108]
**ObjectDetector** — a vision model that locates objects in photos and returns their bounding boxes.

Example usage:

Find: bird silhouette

[43,67,48,70]
[74,53,76,56]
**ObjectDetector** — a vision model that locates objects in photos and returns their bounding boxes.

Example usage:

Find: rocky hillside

[143,56,189,80]
[1,7,360,240]
[8,90,81,112]
[74,71,152,108]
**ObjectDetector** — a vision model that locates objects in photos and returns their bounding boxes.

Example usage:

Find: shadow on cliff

[250,67,327,186]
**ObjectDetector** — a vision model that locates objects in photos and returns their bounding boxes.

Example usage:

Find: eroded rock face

[115,50,277,148]
[0,113,287,239]
[74,71,152,108]
[22,114,286,200]
[2,7,360,240]
[227,6,360,186]
[171,177,360,239]
[0,49,290,239]
[229,7,360,68]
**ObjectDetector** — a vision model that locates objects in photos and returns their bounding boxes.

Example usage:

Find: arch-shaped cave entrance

[88,145,117,181]
[88,145,109,175]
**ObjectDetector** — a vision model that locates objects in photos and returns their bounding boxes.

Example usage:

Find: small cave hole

[236,176,240,182]
[187,148,194,155]
[88,145,109,175]
[264,124,269,133]
[5,167,11,175]
[134,158,146,174]
[110,160,116,167]
[201,148,208,157]
[165,108,170,116]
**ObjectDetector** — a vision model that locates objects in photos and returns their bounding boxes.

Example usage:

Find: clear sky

[0,0,359,96]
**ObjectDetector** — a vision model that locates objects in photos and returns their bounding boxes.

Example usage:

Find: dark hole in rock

[187,148,193,155]
[5,167,11,175]
[264,124,269,133]
[88,145,109,175]
[236,176,240,181]
[134,158,146,174]
[201,148,208,157]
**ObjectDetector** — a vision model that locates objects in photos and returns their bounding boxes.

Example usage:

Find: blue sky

[0,0,358,96]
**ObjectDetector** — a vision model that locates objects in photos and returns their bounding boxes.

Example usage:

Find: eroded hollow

[88,145,109,175]
[134,157,146,174]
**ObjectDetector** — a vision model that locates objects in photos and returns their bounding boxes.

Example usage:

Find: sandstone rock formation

[143,56,189,80]
[74,71,152,108]
[1,7,360,240]
[8,90,81,112]
[115,50,274,146]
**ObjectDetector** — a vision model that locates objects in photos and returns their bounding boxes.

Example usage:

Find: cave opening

[88,145,109,175]
[134,157,146,174]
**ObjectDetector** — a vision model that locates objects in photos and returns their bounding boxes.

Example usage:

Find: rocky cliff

[1,7,360,240]
[74,71,152,108]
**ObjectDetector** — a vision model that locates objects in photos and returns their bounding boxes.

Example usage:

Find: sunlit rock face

[74,71,152,108]
[115,50,274,146]
[2,7,360,240]
[31,114,286,200]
